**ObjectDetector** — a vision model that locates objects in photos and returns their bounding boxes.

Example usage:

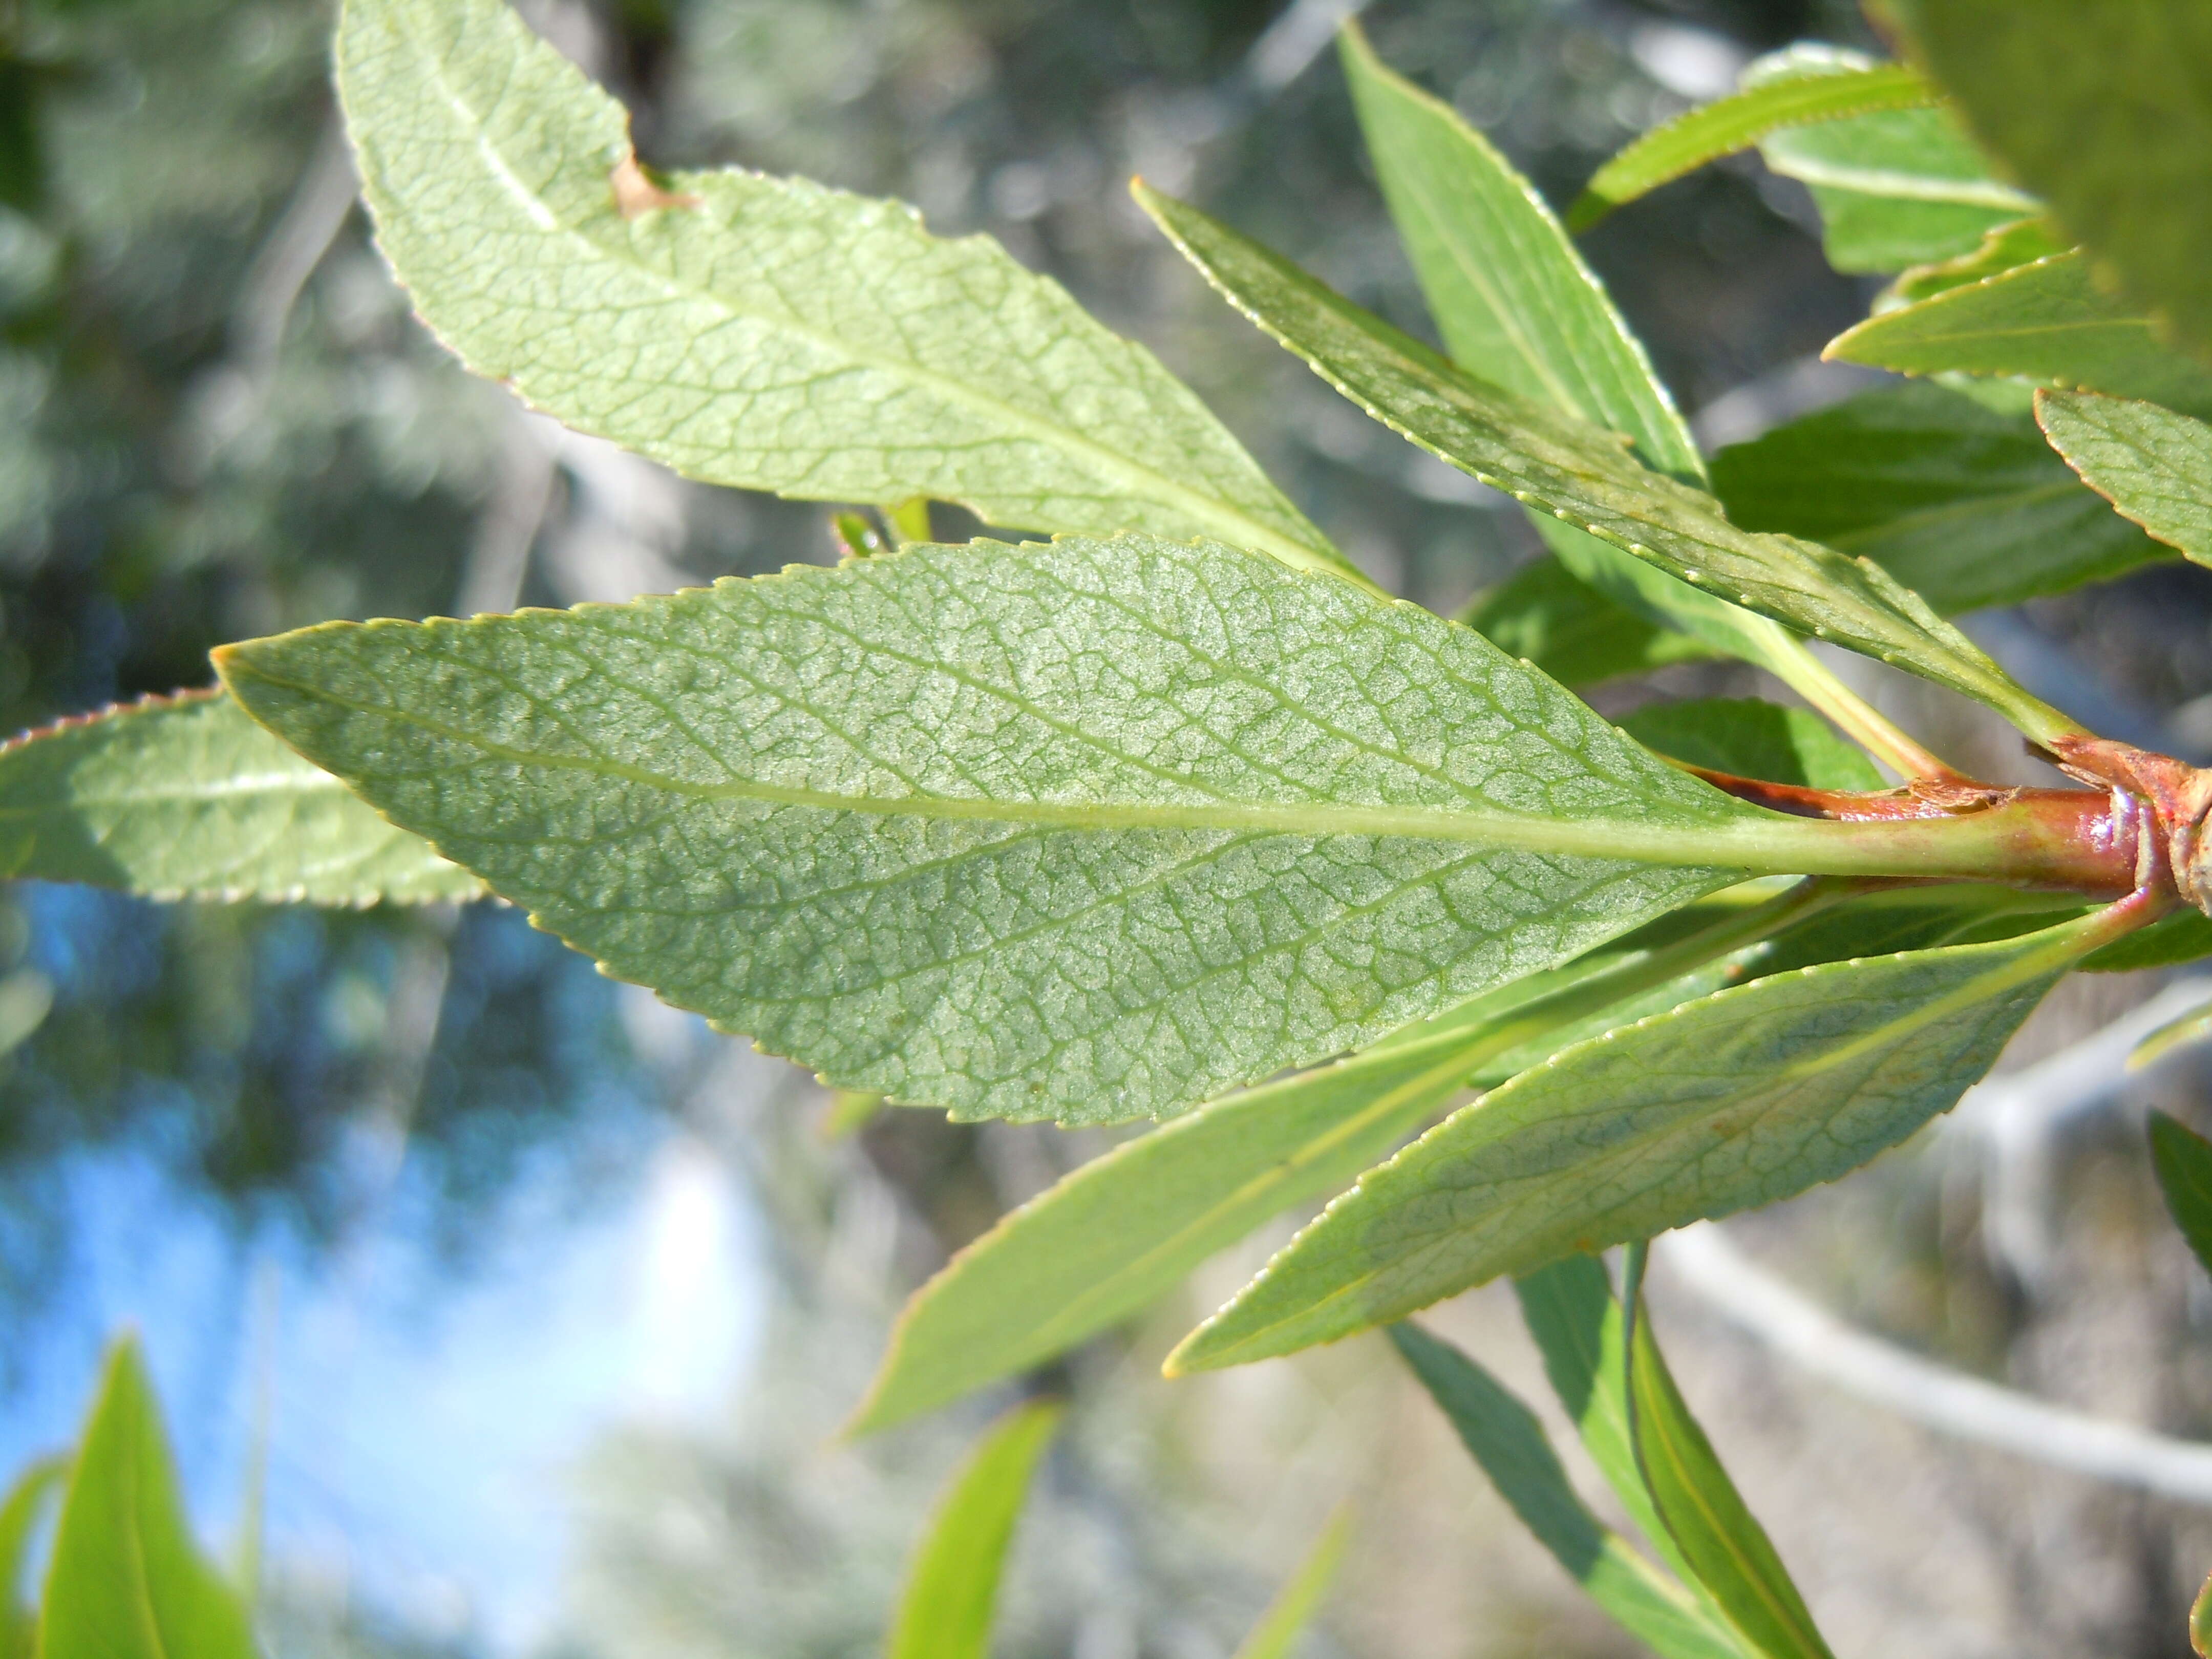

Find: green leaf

[1711,384,2168,613]
[854,884,1827,1431]
[1166,908,2108,1369]
[1889,217,2069,305]
[1619,700,1884,791]
[1802,188,2029,275]
[37,1336,257,1659]
[2034,391,2212,567]
[886,1400,1060,1659]
[219,534,1783,1126]
[2077,908,2212,973]
[0,1458,63,1659]
[1826,253,2212,420]
[2193,1567,2212,1659]
[1133,183,2075,742]
[1747,47,2032,211]
[1622,1252,1835,1659]
[1512,1259,1690,1580]
[1743,45,2034,274]
[1343,27,1826,698]
[1569,60,1941,230]
[336,0,1365,588]
[2148,1111,2212,1279]
[0,691,479,905]
[850,1029,1475,1433]
[1389,1323,1746,1659]
[1341,22,1700,482]
[2133,1006,2212,1072]
[1907,0,2212,364]
[1459,557,1720,688]
[1230,1508,1351,1659]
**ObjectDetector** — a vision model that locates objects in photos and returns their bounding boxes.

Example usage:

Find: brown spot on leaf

[610,154,701,220]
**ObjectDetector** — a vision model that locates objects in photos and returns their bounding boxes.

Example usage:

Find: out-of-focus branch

[1660,1222,2212,1509]
[1942,975,2212,1289]
[230,115,360,382]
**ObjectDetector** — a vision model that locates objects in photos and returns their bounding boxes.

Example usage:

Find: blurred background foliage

[5,0,2212,1655]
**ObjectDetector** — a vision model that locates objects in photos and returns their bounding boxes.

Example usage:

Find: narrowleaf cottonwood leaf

[1744,46,2033,273]
[1230,1509,1352,1659]
[2034,391,2212,568]
[0,691,479,904]
[1622,1252,1835,1659]
[1618,700,1883,792]
[1908,0,2212,363]
[1827,253,2212,419]
[1344,28,1890,752]
[0,1457,62,1659]
[37,1336,257,1659]
[1569,57,1942,230]
[886,1400,1059,1659]
[853,883,1827,1431]
[1390,1323,1748,1659]
[1459,557,1719,689]
[850,1027,1475,1433]
[1711,384,2168,612]
[2148,1110,2212,1281]
[217,535,1814,1126]
[1133,182,2077,743]
[1167,906,2118,1370]
[337,0,1365,587]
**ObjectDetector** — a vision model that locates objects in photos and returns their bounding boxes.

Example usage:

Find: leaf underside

[1827,253,2212,420]
[0,691,478,904]
[2034,391,2212,568]
[1169,912,2100,1369]
[1712,383,2170,612]
[337,0,1361,585]
[219,535,1755,1125]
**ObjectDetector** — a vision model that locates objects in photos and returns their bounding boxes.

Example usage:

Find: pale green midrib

[1158,206,1973,679]
[215,660,1986,880]
[381,18,1354,584]
[1767,152,2037,210]
[1373,93,1705,482]
[0,772,359,816]
[1186,923,2102,1358]
[1639,1398,1828,1659]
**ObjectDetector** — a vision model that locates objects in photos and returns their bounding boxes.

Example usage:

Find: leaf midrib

[387,15,1344,580]
[221,657,1806,870]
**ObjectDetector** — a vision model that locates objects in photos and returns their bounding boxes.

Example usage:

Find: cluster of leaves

[12,0,2212,1646]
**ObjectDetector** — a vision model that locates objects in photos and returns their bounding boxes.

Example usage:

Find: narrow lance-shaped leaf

[1343,30,1840,716]
[1622,1248,1835,1659]
[219,535,1811,1126]
[0,1457,63,1659]
[1167,904,2121,1370]
[2034,391,2212,568]
[853,883,1830,1432]
[1712,384,2168,614]
[1133,183,2079,745]
[37,1336,257,1659]
[1888,217,2069,305]
[852,1029,1475,1433]
[2147,1110,2212,1280]
[1458,558,1719,689]
[1569,59,1941,229]
[1908,0,2212,364]
[1513,1258,1694,1584]
[1390,1322,1747,1659]
[886,1400,1060,1659]
[1743,46,2034,274]
[337,0,1366,587]
[0,691,479,904]
[1827,253,2212,420]
[1230,1507,1352,1659]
